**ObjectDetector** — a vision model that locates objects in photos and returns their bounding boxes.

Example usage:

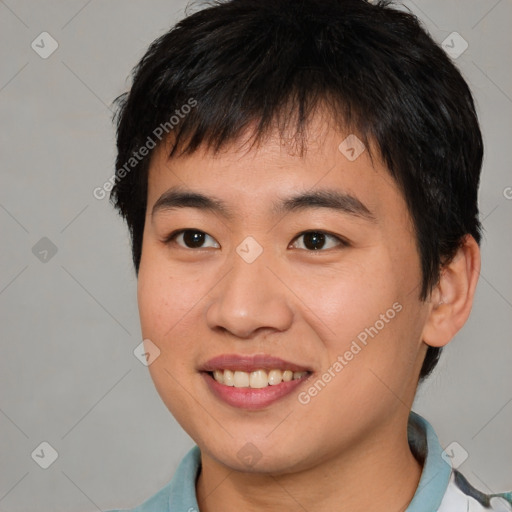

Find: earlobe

[422,235,481,348]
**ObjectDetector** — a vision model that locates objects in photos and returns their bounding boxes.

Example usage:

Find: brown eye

[165,229,220,249]
[291,231,347,251]
[183,230,206,248]
[303,232,327,250]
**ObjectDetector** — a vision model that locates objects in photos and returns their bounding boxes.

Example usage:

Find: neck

[196,413,423,512]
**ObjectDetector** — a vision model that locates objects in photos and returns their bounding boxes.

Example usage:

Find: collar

[406,411,452,511]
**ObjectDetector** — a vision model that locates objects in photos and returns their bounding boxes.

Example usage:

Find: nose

[205,247,294,339]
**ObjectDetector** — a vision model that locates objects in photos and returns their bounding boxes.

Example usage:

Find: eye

[164,229,220,249]
[289,230,348,251]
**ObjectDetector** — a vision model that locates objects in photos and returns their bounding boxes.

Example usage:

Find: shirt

[108,411,512,511]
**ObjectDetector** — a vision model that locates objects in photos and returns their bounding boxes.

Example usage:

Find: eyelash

[163,229,349,252]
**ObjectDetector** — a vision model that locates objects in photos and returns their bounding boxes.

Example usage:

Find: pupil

[184,230,205,248]
[304,232,325,250]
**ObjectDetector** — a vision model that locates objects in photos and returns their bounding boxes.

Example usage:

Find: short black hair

[110,0,483,381]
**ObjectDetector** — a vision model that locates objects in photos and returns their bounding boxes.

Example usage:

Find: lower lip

[202,372,309,410]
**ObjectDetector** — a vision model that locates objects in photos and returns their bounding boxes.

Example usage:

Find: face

[137,116,431,474]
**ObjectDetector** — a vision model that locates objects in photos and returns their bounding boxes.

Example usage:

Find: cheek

[291,252,398,342]
[290,248,423,380]
[137,264,170,339]
[137,245,200,339]
[136,249,200,422]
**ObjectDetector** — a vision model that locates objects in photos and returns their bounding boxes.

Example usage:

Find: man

[107,0,512,510]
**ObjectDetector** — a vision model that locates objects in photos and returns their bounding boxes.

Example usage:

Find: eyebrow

[152,186,376,222]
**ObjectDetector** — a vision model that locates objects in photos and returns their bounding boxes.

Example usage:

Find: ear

[422,235,481,348]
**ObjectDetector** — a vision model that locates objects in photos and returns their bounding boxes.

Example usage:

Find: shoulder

[438,470,512,512]
[407,412,511,512]
[104,445,201,512]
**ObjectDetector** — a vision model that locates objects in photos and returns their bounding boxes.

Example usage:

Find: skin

[137,113,480,512]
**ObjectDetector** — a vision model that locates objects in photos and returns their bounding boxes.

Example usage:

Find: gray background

[0,1,511,510]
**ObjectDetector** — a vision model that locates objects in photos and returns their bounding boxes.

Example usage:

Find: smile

[210,369,309,388]
[200,353,312,409]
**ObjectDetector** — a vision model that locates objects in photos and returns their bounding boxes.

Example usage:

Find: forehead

[146,120,408,230]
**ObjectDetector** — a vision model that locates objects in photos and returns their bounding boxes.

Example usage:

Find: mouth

[200,354,312,409]
[207,368,309,388]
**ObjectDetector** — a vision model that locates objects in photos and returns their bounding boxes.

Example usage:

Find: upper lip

[200,354,311,373]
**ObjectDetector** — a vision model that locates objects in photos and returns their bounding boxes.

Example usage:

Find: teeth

[234,371,249,388]
[268,369,282,385]
[213,370,224,384]
[223,370,234,386]
[211,369,308,388]
[249,370,268,389]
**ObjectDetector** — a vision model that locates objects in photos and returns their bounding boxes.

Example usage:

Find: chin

[202,437,316,475]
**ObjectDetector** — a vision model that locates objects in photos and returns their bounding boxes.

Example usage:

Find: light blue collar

[406,411,452,511]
